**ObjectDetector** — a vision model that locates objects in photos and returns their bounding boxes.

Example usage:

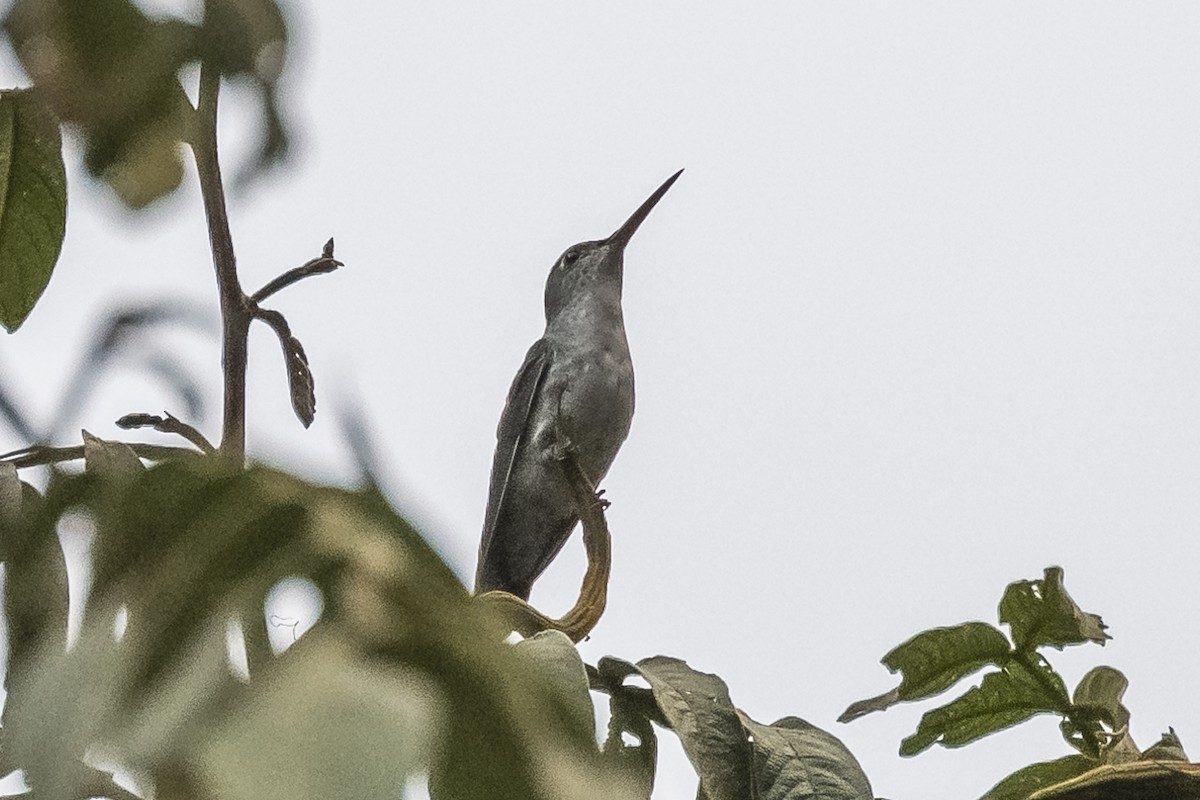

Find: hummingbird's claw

[594,488,611,510]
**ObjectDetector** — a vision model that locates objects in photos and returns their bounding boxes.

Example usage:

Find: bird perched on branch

[475,170,683,600]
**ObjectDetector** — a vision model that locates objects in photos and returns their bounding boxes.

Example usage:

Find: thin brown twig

[251,244,343,304]
[115,412,217,455]
[0,443,198,469]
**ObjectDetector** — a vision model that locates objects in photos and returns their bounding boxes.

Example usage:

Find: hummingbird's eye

[563,249,580,266]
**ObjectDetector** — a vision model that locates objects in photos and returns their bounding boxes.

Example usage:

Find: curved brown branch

[477,452,612,643]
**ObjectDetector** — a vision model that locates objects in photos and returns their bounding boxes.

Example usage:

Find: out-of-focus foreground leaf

[2,0,292,205]
[0,88,66,332]
[200,0,290,179]
[4,0,191,207]
[1,461,636,800]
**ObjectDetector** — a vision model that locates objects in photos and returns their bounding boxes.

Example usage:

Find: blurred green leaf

[514,630,595,742]
[3,464,636,800]
[634,656,754,800]
[188,629,440,800]
[82,430,144,478]
[740,714,873,800]
[901,660,1068,756]
[0,88,66,332]
[0,464,72,793]
[4,0,193,207]
[201,0,286,82]
[1,470,67,673]
[999,567,1109,652]
[980,755,1095,800]
[0,461,21,523]
[200,0,290,181]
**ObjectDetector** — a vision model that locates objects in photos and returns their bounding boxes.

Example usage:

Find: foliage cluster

[0,2,1196,799]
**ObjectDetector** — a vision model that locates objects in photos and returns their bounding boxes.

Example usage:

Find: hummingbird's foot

[594,488,611,510]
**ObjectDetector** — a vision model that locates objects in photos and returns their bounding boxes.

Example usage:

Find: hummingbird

[475,170,683,600]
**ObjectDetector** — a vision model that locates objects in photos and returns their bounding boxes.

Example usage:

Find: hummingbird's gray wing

[476,337,552,591]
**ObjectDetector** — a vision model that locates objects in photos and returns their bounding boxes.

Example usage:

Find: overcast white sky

[3,2,1200,798]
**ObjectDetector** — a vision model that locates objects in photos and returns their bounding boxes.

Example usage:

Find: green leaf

[188,629,438,800]
[604,690,658,800]
[886,623,1013,700]
[514,630,596,745]
[740,713,874,800]
[979,755,1095,800]
[200,0,286,81]
[840,622,1012,722]
[592,656,662,799]
[838,688,901,724]
[82,430,145,478]
[900,661,1067,756]
[0,89,66,332]
[1072,666,1128,717]
[198,0,289,180]
[1060,666,1131,758]
[998,567,1109,652]
[1,473,67,673]
[1028,759,1200,799]
[3,465,635,800]
[635,656,754,800]
[0,461,21,524]
[0,467,71,792]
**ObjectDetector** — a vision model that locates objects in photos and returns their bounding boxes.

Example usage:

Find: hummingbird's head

[542,169,683,322]
[543,238,621,320]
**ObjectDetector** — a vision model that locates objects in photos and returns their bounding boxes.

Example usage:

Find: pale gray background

[3,3,1199,798]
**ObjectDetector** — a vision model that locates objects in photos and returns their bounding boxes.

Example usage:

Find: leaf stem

[1011,649,1102,757]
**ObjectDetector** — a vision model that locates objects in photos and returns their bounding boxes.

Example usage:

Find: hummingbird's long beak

[606,169,684,248]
